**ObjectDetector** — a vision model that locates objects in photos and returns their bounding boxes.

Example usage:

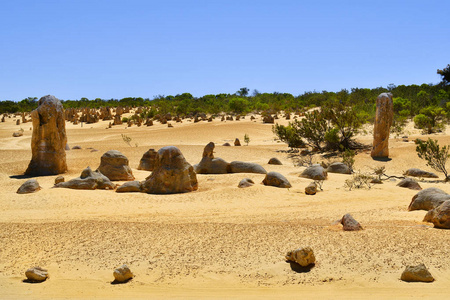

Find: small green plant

[415,138,449,179]
[19,127,24,133]
[342,149,355,173]
[244,133,250,146]
[121,134,132,147]
[344,171,373,190]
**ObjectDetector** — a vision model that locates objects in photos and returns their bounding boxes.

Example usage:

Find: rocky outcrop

[17,179,41,194]
[238,178,255,188]
[113,264,134,283]
[371,93,393,158]
[423,200,450,229]
[400,264,434,282]
[54,167,116,190]
[137,149,157,171]
[285,247,315,267]
[116,181,143,193]
[194,142,230,174]
[229,161,266,174]
[403,168,438,178]
[340,213,363,231]
[25,95,67,176]
[97,150,134,181]
[142,146,198,194]
[262,172,292,188]
[408,188,450,211]
[25,267,49,282]
[326,162,351,174]
[300,164,327,180]
[268,157,282,165]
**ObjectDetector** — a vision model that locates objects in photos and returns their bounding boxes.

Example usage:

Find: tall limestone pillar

[371,93,394,158]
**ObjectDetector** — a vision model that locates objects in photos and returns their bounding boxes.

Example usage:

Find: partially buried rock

[25,267,48,282]
[397,178,422,190]
[97,150,134,181]
[137,149,157,171]
[229,161,267,174]
[408,188,450,211]
[12,131,23,137]
[238,178,254,188]
[340,213,363,231]
[54,176,64,185]
[54,166,116,190]
[17,179,41,194]
[300,164,327,180]
[113,264,133,283]
[25,95,67,176]
[222,142,231,146]
[194,142,230,174]
[326,162,351,174]
[116,181,143,193]
[72,145,81,150]
[285,247,315,267]
[403,168,438,179]
[142,146,198,194]
[305,182,317,195]
[262,171,292,188]
[268,157,282,165]
[400,264,434,282]
[423,200,450,229]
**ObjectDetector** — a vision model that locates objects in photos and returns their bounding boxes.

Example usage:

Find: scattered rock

[423,200,450,229]
[25,95,67,176]
[403,168,438,178]
[25,267,48,282]
[97,150,134,181]
[12,131,23,137]
[17,179,41,194]
[238,178,255,188]
[340,213,363,231]
[408,188,450,211]
[397,178,422,190]
[300,164,328,180]
[263,115,274,124]
[54,167,116,190]
[262,171,292,188]
[326,162,351,174]
[142,146,198,194]
[285,247,315,267]
[54,176,64,185]
[116,181,143,193]
[305,182,317,195]
[234,138,241,146]
[137,149,158,171]
[230,161,267,174]
[268,157,282,165]
[400,264,434,282]
[113,264,133,283]
[370,178,383,184]
[72,145,82,150]
[371,92,393,158]
[222,142,231,146]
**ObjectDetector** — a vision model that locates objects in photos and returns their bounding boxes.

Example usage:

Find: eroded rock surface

[25,267,48,282]
[54,167,115,190]
[285,247,315,267]
[340,213,363,231]
[17,179,41,194]
[97,150,134,181]
[404,168,438,178]
[300,164,327,180]
[423,200,450,229]
[262,172,291,188]
[400,264,434,282]
[408,188,450,211]
[113,264,133,283]
[229,161,266,174]
[238,178,255,188]
[397,178,422,190]
[371,93,394,158]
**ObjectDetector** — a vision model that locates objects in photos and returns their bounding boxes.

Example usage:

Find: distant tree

[228,97,249,114]
[437,64,450,85]
[237,87,249,97]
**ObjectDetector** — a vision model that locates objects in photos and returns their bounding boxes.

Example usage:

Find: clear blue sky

[1,0,449,101]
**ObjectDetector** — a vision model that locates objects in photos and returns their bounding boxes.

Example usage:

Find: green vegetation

[415,138,449,179]
[244,133,250,146]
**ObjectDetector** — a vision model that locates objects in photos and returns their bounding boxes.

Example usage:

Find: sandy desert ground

[0,113,449,299]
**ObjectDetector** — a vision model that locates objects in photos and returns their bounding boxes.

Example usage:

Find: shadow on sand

[111,278,133,285]
[371,156,392,162]
[287,261,315,273]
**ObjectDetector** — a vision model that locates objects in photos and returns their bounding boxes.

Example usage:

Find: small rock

[238,178,254,188]
[403,168,438,179]
[262,172,291,188]
[400,264,434,282]
[268,157,282,165]
[285,247,315,267]
[222,142,231,146]
[113,264,133,283]
[229,161,266,174]
[116,181,143,193]
[12,131,23,137]
[54,176,64,185]
[234,138,241,146]
[397,178,422,190]
[25,267,48,282]
[300,164,328,180]
[305,182,317,195]
[72,145,82,150]
[340,213,363,231]
[423,200,450,229]
[17,179,41,194]
[326,162,351,174]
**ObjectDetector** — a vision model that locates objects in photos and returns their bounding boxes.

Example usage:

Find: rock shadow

[22,279,46,284]
[371,157,392,162]
[111,278,132,285]
[287,261,315,273]
[10,174,35,180]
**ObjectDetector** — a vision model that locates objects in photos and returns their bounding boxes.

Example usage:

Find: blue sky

[1,0,449,101]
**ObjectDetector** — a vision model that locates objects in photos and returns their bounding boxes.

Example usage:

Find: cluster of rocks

[409,188,450,229]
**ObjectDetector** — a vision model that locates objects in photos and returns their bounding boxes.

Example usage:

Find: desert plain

[0,113,449,299]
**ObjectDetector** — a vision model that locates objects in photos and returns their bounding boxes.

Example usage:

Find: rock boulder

[262,172,292,188]
[371,93,393,158]
[97,150,134,181]
[423,200,450,229]
[300,164,327,180]
[55,167,116,190]
[285,247,315,267]
[17,179,41,194]
[408,188,450,211]
[400,264,434,282]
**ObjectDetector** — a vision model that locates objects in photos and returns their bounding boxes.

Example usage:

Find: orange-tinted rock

[371,93,393,158]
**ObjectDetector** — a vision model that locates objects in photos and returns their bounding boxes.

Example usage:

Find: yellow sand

[0,113,449,299]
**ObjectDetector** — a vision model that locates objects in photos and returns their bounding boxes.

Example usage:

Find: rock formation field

[0,111,449,299]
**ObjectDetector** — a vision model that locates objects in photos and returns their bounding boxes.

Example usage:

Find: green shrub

[415,138,449,179]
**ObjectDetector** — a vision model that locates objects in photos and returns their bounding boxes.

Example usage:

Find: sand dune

[1,114,449,299]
